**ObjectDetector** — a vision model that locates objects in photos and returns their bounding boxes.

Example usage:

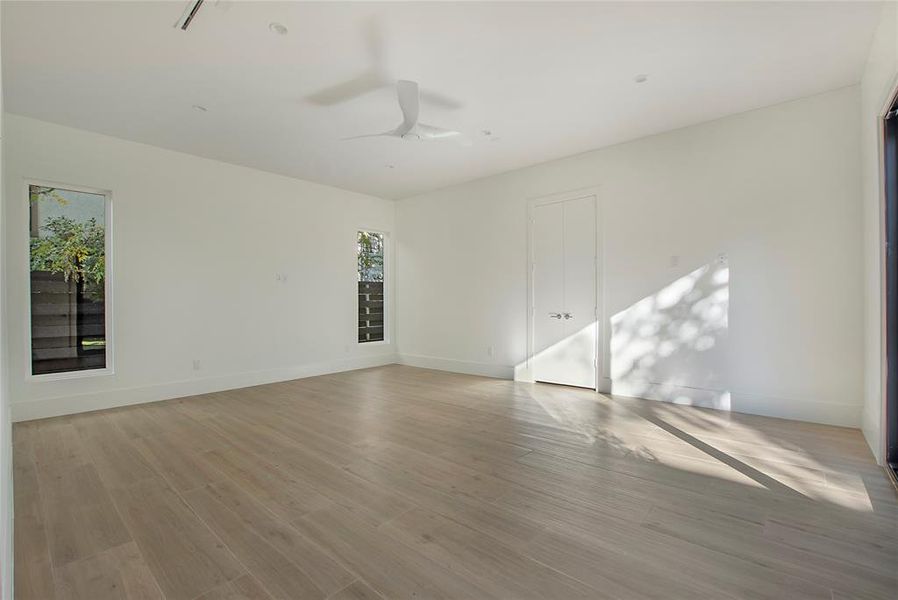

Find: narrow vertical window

[357,231,385,343]
[29,184,109,375]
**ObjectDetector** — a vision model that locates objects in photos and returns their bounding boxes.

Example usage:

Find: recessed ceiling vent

[175,0,230,31]
[177,0,205,31]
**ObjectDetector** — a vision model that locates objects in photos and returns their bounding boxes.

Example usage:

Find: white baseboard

[603,377,726,409]
[605,377,861,428]
[861,406,883,465]
[17,352,861,429]
[11,353,399,422]
[398,355,860,428]
[397,353,514,380]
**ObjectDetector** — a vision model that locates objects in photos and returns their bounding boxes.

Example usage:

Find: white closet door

[560,195,597,388]
[532,195,597,388]
[532,201,567,385]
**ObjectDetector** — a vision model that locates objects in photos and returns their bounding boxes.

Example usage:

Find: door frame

[521,186,604,390]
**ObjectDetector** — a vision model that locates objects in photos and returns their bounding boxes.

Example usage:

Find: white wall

[859,3,898,464]
[0,15,12,600]
[397,86,864,428]
[3,114,397,422]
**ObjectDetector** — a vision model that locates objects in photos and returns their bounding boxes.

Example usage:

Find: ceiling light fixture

[269,22,288,35]
[634,74,648,84]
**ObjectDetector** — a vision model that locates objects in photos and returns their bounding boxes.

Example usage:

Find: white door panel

[532,202,567,385]
[532,195,597,388]
[561,196,597,388]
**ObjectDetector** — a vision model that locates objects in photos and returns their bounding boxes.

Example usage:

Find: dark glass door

[884,100,898,476]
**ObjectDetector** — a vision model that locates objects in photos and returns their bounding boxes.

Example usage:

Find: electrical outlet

[669,255,679,267]
[487,345,495,358]
[192,359,201,371]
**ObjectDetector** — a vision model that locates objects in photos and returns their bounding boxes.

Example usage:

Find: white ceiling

[2,1,883,199]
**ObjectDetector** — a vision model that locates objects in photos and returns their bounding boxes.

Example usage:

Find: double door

[531,194,597,388]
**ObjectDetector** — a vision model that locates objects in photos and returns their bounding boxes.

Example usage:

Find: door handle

[548,313,562,319]
[563,313,573,320]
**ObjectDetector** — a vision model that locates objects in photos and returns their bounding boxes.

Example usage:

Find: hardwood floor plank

[352,438,510,501]
[13,365,898,600]
[183,487,334,600]
[13,422,56,599]
[762,516,898,576]
[72,415,158,489]
[539,513,834,600]
[13,433,40,500]
[132,432,225,493]
[109,478,244,600]
[642,505,898,599]
[344,456,545,549]
[140,402,236,454]
[103,405,172,442]
[54,542,163,600]
[325,580,384,600]
[382,507,600,600]
[200,479,356,597]
[195,574,274,600]
[293,504,494,600]
[32,421,91,468]
[37,460,131,568]
[240,410,363,467]
[201,447,334,522]
[523,519,730,599]
[270,446,414,527]
[13,491,56,600]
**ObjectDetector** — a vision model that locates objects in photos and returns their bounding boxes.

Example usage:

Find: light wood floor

[13,365,898,600]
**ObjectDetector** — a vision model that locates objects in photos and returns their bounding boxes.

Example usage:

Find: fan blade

[417,123,471,145]
[416,124,459,139]
[305,16,389,106]
[396,80,419,136]
[342,130,396,141]
[306,70,390,106]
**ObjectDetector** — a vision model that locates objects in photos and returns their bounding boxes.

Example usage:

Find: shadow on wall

[610,258,730,409]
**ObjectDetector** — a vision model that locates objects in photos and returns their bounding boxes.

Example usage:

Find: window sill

[28,366,114,383]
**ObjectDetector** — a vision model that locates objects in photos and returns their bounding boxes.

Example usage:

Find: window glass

[29,185,108,375]
[358,231,384,343]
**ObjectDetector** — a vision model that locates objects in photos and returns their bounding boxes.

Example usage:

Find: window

[29,184,109,376]
[357,231,385,343]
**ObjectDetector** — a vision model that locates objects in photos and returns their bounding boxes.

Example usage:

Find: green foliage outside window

[358,231,384,282]
[29,187,106,301]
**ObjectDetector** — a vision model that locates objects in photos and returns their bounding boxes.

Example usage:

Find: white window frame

[25,179,114,381]
[356,228,390,346]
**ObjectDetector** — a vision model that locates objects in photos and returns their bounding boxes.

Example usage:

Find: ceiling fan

[344,80,469,144]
